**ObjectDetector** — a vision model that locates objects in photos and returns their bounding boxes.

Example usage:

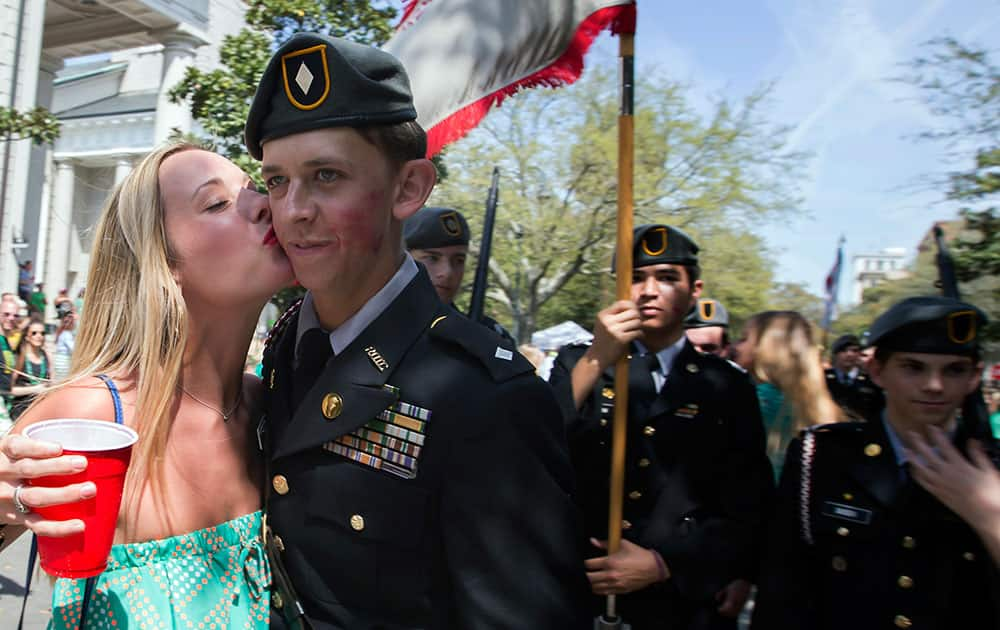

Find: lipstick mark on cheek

[332,198,384,253]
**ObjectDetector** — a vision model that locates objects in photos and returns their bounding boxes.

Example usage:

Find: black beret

[831,334,861,355]
[868,296,988,357]
[613,224,699,271]
[685,298,729,329]
[404,207,470,249]
[245,33,417,160]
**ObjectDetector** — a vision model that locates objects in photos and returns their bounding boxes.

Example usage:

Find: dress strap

[95,374,124,425]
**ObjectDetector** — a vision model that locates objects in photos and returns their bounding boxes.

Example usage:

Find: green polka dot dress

[50,511,270,629]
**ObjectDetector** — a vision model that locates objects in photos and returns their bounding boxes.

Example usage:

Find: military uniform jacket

[261,269,590,630]
[824,368,883,420]
[549,341,774,628]
[752,418,1000,630]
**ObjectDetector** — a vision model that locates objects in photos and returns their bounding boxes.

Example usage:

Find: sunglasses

[28,331,44,337]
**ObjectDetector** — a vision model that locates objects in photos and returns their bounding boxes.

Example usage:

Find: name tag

[822,501,873,525]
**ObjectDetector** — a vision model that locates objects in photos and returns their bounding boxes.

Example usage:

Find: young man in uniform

[826,333,882,419]
[404,205,514,342]
[548,224,774,630]
[753,296,999,630]
[245,34,588,628]
[684,298,730,357]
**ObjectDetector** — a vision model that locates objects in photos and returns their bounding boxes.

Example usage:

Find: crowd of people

[0,32,994,630]
[0,289,79,430]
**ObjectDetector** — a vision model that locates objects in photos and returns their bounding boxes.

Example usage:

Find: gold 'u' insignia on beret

[946,310,976,344]
[281,44,331,111]
[439,211,463,237]
[641,227,668,256]
[699,299,715,320]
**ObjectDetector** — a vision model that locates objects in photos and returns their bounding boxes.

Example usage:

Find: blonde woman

[0,142,293,628]
[732,311,844,477]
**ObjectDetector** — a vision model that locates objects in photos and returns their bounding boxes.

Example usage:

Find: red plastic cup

[24,419,138,578]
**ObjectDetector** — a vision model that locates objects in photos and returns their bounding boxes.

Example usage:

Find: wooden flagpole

[604,23,635,625]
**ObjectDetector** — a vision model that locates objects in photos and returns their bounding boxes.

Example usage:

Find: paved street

[0,532,53,629]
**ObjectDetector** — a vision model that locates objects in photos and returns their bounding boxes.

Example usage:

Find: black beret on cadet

[685,298,729,329]
[831,334,861,355]
[613,224,699,271]
[868,296,988,357]
[404,207,470,249]
[245,33,417,160]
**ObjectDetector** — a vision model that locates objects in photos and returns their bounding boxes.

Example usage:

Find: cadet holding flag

[549,224,774,630]
[244,34,589,629]
[753,296,1000,630]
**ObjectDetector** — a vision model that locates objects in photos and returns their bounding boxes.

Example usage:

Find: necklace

[179,385,243,422]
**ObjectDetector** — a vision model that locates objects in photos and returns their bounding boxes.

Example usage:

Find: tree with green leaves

[0,106,60,145]
[856,37,1000,342]
[432,67,807,342]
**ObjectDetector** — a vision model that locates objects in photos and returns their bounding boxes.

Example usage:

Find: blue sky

[589,0,999,303]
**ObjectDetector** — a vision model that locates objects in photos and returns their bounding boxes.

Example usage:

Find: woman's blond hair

[66,141,200,517]
[746,310,843,430]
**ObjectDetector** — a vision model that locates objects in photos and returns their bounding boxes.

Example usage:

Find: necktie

[292,328,333,411]
[645,353,662,393]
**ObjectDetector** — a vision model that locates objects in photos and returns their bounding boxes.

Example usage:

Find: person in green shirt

[28,283,47,318]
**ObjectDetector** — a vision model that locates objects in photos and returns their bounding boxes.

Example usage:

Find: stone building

[0,0,245,317]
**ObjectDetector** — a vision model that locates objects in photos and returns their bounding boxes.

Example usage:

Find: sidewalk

[0,532,53,628]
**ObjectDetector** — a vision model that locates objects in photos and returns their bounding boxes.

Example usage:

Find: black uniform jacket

[752,417,1000,630]
[549,341,774,628]
[824,368,883,420]
[262,270,590,629]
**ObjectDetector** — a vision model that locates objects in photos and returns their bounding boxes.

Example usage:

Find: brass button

[842,492,854,501]
[274,535,285,552]
[622,519,632,530]
[902,536,916,549]
[272,475,290,495]
[836,527,850,537]
[897,575,913,589]
[643,426,656,437]
[685,363,699,373]
[322,393,344,419]
[602,387,615,399]
[628,490,642,500]
[273,592,284,609]
[864,443,882,457]
[894,614,912,629]
[350,514,365,531]
[831,555,847,572]
[637,458,650,468]
[599,419,608,427]
[962,551,975,561]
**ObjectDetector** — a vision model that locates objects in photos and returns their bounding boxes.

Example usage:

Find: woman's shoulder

[15,375,131,432]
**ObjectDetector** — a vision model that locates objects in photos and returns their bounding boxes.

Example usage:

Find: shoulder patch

[428,313,534,382]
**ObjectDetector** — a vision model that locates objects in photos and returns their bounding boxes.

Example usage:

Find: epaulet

[428,313,534,382]
[263,298,303,357]
[806,421,866,436]
[725,358,747,373]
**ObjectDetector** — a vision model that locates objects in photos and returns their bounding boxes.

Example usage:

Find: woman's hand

[0,433,93,537]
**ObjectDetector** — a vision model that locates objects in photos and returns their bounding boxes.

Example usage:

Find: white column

[28,53,63,285]
[114,157,133,185]
[153,27,205,143]
[44,160,75,320]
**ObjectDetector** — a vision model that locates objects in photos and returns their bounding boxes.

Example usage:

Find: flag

[822,237,845,330]
[383,0,637,157]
